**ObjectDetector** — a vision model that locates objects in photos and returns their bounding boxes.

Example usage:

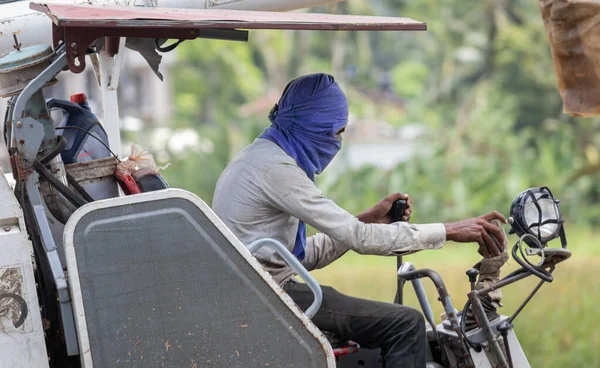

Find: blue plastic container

[48,96,111,164]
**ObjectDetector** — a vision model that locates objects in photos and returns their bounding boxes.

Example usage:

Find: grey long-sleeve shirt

[212,138,446,285]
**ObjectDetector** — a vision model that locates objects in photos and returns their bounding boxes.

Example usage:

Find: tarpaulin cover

[540,0,600,116]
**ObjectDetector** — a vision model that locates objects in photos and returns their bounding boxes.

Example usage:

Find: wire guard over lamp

[506,187,570,284]
[508,186,567,248]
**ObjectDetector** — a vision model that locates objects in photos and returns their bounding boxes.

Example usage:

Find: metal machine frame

[397,246,571,368]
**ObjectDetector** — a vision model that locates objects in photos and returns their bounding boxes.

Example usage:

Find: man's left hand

[357,193,412,224]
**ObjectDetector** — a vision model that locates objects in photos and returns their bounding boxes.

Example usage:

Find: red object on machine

[333,341,360,357]
[114,169,142,195]
[69,92,87,104]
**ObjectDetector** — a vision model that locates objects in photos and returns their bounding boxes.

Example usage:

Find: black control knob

[388,199,408,223]
[389,199,408,305]
[466,268,479,291]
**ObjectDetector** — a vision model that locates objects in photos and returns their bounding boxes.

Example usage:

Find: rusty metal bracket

[53,26,201,73]
[51,25,247,73]
[31,2,426,73]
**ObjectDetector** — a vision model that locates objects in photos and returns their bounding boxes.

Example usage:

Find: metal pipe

[501,329,514,368]
[398,267,475,366]
[396,268,457,325]
[397,262,437,335]
[395,256,404,304]
[476,270,534,295]
[469,292,508,368]
[507,278,546,324]
[11,48,66,150]
[247,238,323,319]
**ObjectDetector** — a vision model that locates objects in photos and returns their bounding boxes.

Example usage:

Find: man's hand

[444,211,507,257]
[357,193,412,224]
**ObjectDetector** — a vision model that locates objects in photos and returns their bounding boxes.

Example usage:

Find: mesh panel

[73,197,328,367]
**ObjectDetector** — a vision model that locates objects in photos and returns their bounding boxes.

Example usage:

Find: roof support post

[92,37,126,157]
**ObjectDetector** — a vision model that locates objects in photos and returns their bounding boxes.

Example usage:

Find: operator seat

[63,189,335,367]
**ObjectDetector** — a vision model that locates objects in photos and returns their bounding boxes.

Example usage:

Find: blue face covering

[260,73,348,261]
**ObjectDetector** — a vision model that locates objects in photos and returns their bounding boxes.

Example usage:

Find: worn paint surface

[0,267,26,329]
[65,156,118,182]
[0,168,48,366]
[0,44,55,97]
[30,3,426,31]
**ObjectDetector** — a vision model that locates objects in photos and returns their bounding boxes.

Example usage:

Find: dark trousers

[283,280,426,368]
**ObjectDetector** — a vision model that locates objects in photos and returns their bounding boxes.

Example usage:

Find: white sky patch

[167,129,214,154]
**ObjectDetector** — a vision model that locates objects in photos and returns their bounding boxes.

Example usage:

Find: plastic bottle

[69,92,91,111]
[48,93,111,164]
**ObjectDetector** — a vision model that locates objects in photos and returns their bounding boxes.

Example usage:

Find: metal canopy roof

[30,3,426,73]
[31,3,426,31]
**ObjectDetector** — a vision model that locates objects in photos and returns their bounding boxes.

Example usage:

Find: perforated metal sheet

[68,192,330,367]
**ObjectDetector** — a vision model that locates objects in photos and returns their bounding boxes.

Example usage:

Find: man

[212,73,506,367]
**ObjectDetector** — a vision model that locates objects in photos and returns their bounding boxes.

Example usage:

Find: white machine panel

[0,168,49,368]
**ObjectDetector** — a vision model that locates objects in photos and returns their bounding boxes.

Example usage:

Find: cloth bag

[540,0,600,116]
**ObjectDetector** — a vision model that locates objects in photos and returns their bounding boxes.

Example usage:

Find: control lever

[389,200,408,304]
[388,199,408,222]
[466,268,480,291]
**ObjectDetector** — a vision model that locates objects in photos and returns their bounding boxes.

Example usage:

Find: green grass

[310,226,600,367]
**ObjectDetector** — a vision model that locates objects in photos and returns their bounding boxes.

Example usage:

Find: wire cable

[33,160,88,208]
[66,171,94,202]
[54,126,121,162]
[155,38,185,52]
[459,298,483,352]
[39,135,67,164]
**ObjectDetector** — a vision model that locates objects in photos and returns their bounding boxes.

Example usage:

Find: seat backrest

[64,189,334,367]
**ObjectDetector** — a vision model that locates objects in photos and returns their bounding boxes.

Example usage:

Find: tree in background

[160,0,599,224]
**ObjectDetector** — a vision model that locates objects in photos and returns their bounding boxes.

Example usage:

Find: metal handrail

[247,238,323,319]
[397,262,437,335]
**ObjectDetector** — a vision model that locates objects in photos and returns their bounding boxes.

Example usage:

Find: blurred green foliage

[161,1,600,228]
[152,1,600,366]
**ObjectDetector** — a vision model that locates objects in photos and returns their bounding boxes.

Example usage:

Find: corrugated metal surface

[30,3,426,31]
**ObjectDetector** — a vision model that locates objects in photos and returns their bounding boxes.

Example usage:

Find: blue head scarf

[260,73,348,260]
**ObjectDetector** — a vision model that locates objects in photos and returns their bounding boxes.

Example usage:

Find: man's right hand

[444,211,507,257]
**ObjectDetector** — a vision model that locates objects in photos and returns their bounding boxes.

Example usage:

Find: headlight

[509,187,566,247]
